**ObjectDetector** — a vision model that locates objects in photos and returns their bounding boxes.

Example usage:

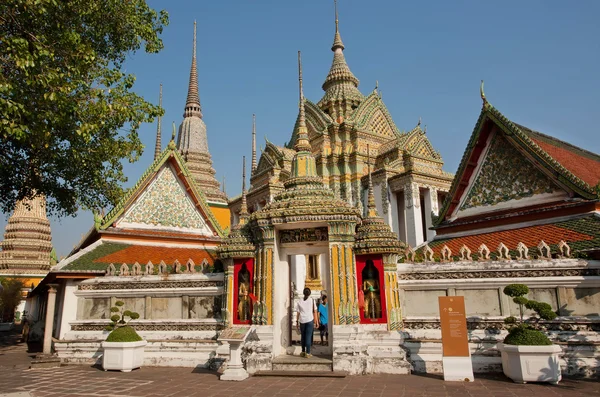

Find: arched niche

[233,258,254,324]
[356,255,387,324]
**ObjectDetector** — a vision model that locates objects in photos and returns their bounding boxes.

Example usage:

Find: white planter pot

[102,340,147,372]
[498,343,562,384]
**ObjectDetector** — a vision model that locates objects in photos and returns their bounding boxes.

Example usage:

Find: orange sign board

[438,296,469,357]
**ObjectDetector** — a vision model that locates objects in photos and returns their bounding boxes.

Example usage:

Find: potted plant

[101,301,146,372]
[498,284,561,384]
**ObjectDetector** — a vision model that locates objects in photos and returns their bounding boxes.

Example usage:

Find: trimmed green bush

[501,283,558,345]
[504,325,551,346]
[105,325,143,343]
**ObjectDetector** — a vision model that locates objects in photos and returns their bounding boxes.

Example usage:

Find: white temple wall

[398,258,600,377]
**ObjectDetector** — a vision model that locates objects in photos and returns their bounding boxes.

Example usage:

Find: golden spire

[239,156,249,225]
[154,83,163,160]
[251,114,257,174]
[366,144,377,217]
[294,51,311,152]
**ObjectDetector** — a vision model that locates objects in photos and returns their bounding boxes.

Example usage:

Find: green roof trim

[97,143,225,238]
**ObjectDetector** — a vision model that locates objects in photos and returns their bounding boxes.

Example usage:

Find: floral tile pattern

[461,132,559,210]
[120,165,211,233]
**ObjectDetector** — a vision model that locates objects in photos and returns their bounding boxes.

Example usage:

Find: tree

[0,278,25,322]
[0,0,169,216]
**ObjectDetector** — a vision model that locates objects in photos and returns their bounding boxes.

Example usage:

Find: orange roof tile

[530,137,600,187]
[430,223,593,256]
[95,245,216,266]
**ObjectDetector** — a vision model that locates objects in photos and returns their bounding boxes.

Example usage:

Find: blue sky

[2,0,599,259]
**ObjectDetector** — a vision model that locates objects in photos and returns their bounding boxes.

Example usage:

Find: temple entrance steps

[254,355,347,378]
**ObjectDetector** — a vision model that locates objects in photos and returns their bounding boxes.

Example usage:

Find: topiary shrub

[105,301,142,342]
[504,324,551,346]
[502,284,557,346]
[105,325,143,342]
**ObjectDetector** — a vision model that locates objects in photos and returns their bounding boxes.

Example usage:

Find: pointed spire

[239,156,249,225]
[222,176,226,194]
[251,114,257,174]
[332,0,344,51]
[366,144,377,217]
[480,79,487,105]
[295,51,311,152]
[154,83,163,160]
[184,21,202,118]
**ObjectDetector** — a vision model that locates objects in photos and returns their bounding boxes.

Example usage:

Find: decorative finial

[168,121,176,149]
[367,144,377,217]
[424,125,427,134]
[480,80,487,105]
[418,116,421,127]
[251,114,257,174]
[375,80,379,91]
[154,83,163,160]
[332,0,345,51]
[222,176,226,194]
[294,51,311,152]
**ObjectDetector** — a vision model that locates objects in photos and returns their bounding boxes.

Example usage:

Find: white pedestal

[442,356,474,382]
[220,340,248,381]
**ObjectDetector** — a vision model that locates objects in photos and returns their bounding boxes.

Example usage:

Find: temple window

[233,259,254,324]
[356,255,387,324]
[307,255,319,280]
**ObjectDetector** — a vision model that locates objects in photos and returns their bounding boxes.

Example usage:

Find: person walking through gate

[318,295,329,346]
[296,287,318,358]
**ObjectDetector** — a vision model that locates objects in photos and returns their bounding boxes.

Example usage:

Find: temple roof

[436,95,600,227]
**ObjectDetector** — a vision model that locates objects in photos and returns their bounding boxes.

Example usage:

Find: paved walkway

[0,330,598,397]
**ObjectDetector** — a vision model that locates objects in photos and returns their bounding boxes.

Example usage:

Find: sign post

[218,327,251,381]
[438,296,474,381]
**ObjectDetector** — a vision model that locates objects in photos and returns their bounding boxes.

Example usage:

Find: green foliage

[0,0,169,217]
[501,283,558,345]
[513,296,528,306]
[504,325,552,346]
[503,284,529,298]
[0,278,25,322]
[106,301,140,331]
[105,325,142,343]
[504,316,517,325]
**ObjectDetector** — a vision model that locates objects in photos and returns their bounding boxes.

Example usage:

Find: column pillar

[404,182,424,248]
[383,253,402,330]
[43,284,59,355]
[423,187,439,242]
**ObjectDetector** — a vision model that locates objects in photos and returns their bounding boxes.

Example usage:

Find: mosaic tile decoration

[461,132,559,210]
[119,164,212,233]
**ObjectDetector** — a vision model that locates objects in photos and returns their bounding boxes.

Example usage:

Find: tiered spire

[0,196,53,273]
[154,83,163,160]
[318,0,363,116]
[239,156,249,225]
[295,51,311,153]
[251,114,257,174]
[177,20,227,204]
[184,21,202,118]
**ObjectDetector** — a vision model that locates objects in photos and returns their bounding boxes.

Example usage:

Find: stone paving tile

[1,330,599,397]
